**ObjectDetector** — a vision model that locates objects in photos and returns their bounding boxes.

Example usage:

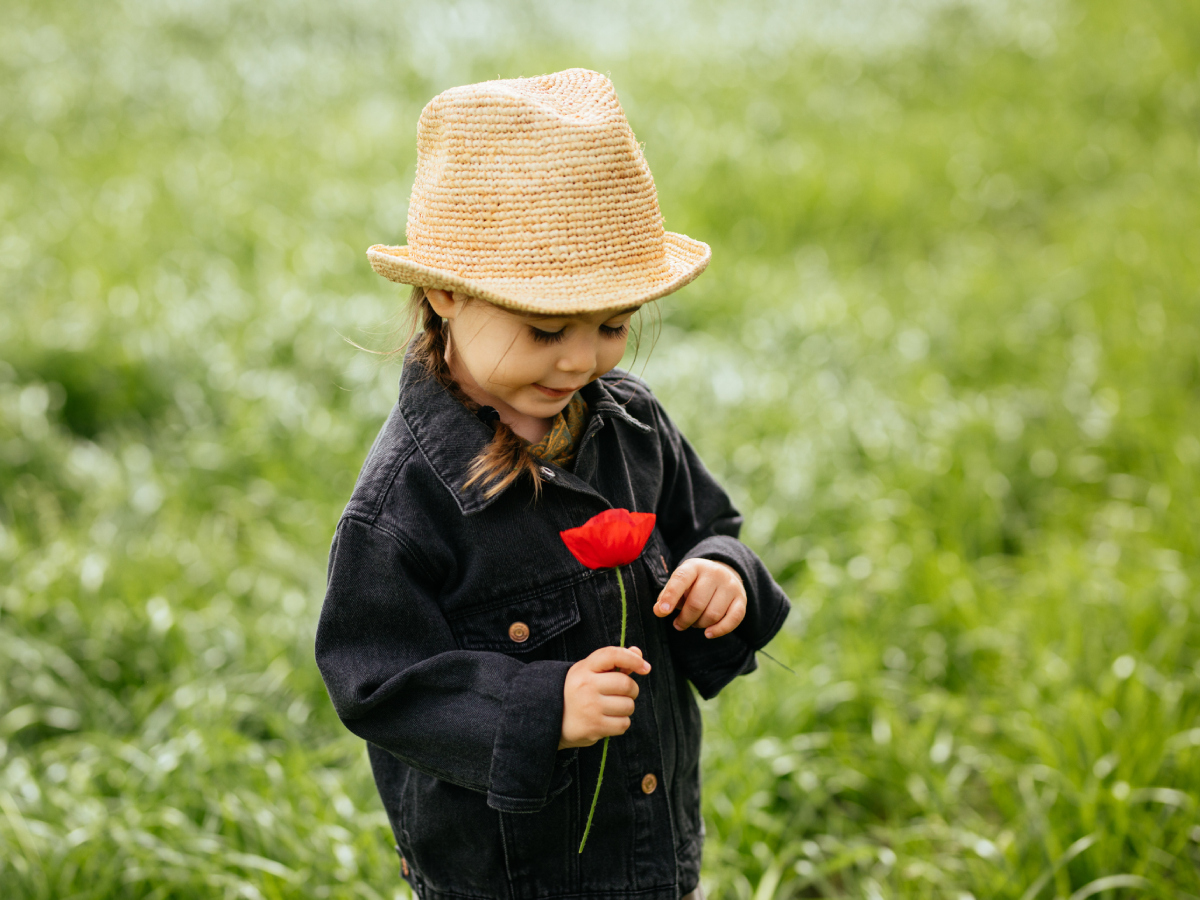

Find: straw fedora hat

[367,68,710,315]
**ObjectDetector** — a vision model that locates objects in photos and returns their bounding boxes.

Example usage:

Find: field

[2,0,1200,897]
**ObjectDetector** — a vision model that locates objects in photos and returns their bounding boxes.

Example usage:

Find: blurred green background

[3,0,1199,897]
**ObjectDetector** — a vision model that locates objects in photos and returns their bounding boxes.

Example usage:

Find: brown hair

[404,287,546,500]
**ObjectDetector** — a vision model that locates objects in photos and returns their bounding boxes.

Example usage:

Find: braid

[405,287,544,500]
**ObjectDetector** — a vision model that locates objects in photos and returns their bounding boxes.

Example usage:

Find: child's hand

[654,559,746,638]
[559,646,651,750]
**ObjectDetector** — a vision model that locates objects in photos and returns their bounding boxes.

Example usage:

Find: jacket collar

[397,352,651,516]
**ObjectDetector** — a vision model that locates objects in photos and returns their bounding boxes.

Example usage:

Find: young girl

[316,68,790,900]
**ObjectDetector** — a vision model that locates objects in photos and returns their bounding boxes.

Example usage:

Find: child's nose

[558,334,598,374]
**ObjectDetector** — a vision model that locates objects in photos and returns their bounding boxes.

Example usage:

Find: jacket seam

[381,751,486,794]
[486,773,572,809]
[349,440,417,522]
[340,513,440,586]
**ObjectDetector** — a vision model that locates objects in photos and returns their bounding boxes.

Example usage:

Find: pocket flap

[447,576,583,653]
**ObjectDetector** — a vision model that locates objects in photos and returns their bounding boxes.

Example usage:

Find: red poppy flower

[560,507,657,854]
[560,508,656,570]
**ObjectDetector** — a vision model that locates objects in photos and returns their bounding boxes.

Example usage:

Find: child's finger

[598,716,632,738]
[598,694,636,717]
[703,596,747,639]
[586,645,651,675]
[614,645,645,674]
[593,672,640,699]
[674,576,718,631]
[693,590,732,630]
[655,563,698,617]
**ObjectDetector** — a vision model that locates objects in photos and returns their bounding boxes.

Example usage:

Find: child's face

[427,290,636,426]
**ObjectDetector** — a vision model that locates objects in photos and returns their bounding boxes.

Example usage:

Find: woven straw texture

[368,68,710,314]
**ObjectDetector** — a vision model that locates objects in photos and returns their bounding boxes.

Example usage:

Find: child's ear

[425,288,462,320]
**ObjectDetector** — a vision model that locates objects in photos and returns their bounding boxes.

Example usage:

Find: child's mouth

[534,384,580,399]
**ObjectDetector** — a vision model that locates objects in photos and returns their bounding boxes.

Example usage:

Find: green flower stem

[578,735,608,853]
[579,565,627,854]
[617,564,627,646]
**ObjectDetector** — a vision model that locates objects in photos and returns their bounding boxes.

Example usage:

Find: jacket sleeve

[315,516,574,813]
[649,398,791,700]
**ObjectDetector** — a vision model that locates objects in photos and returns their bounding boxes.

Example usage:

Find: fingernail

[704,629,713,638]
[674,621,683,630]
[658,602,670,612]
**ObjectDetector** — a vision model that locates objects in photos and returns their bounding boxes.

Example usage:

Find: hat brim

[366,232,711,315]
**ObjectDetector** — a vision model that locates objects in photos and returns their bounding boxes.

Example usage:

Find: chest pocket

[445,574,584,655]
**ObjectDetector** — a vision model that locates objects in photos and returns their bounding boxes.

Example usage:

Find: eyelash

[530,323,629,344]
[530,328,566,344]
[602,323,630,339]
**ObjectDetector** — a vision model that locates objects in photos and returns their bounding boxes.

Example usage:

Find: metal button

[539,466,555,478]
[401,857,409,877]
[641,773,658,795]
[508,621,530,643]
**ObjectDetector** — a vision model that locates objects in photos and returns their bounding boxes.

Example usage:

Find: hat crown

[367,68,710,314]
[429,67,620,126]
[406,69,666,280]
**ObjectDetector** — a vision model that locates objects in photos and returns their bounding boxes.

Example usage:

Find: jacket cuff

[487,659,574,812]
[678,535,791,699]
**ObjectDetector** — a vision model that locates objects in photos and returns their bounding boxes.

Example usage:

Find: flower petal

[560,508,657,569]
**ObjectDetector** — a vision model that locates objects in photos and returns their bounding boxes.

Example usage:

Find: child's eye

[530,327,566,344]
[600,323,629,339]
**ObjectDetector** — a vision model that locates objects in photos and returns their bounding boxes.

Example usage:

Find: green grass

[2,0,1200,897]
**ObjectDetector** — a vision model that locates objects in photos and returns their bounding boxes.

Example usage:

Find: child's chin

[527,399,569,417]
[525,387,573,408]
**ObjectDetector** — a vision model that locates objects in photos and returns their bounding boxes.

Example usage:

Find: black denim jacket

[315,358,790,900]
